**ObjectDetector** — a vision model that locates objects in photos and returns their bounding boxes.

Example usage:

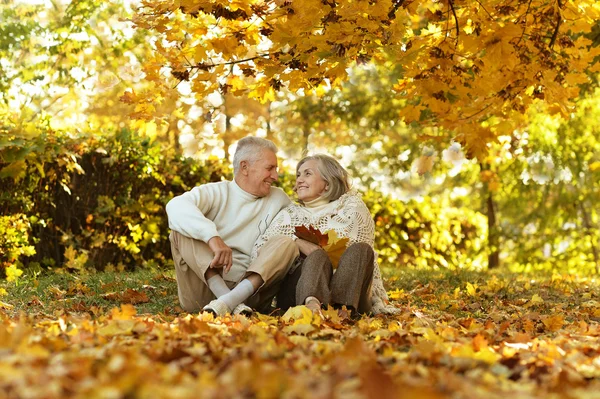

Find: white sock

[219,279,254,310]
[207,275,230,298]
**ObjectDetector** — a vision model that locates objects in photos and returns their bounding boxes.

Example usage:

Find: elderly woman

[252,154,395,315]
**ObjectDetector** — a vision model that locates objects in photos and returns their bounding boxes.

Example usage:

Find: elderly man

[166,137,298,316]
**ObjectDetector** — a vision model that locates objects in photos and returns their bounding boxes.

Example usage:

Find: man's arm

[165,185,220,243]
[166,184,233,272]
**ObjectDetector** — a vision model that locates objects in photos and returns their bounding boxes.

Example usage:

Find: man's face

[244,149,279,197]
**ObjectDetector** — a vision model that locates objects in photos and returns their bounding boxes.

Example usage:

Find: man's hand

[296,238,322,257]
[207,236,233,273]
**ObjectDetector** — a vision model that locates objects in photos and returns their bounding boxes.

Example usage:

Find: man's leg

[170,231,219,312]
[330,242,375,314]
[241,235,299,313]
[275,260,303,311]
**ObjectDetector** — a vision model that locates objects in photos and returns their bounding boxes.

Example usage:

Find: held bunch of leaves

[294,225,349,268]
[2,269,600,398]
[130,0,600,158]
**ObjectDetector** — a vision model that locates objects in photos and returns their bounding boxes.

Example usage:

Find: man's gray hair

[297,154,351,202]
[233,136,278,175]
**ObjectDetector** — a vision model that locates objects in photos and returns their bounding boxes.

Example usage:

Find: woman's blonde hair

[296,154,350,202]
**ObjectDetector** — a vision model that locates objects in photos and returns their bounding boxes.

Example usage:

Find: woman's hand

[295,238,322,257]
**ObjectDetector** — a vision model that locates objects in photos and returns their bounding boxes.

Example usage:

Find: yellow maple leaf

[282,305,314,324]
[111,304,137,320]
[466,282,477,297]
[97,320,135,337]
[248,79,276,104]
[399,104,425,123]
[210,36,242,57]
[542,314,565,332]
[322,230,349,269]
[282,323,316,335]
[530,294,544,305]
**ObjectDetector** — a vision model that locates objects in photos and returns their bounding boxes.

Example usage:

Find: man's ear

[240,160,249,176]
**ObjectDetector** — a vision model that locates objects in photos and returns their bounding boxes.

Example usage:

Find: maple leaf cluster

[294,225,349,267]
[129,0,600,159]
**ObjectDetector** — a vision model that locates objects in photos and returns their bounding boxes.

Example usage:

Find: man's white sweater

[166,180,290,282]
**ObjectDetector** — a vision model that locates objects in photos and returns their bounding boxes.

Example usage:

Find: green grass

[3,267,600,319]
[1,268,180,317]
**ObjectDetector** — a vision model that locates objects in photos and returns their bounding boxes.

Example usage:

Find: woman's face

[295,160,328,202]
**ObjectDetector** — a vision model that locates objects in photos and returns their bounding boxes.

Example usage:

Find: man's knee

[268,235,300,257]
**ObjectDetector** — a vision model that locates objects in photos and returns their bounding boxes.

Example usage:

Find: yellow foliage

[129,0,599,158]
[5,265,23,283]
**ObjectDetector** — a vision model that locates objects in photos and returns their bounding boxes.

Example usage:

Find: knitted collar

[303,196,330,209]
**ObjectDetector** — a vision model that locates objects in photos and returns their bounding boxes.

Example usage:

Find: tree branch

[448,0,459,41]
[549,1,563,49]
[187,54,270,70]
[516,0,534,45]
[473,0,493,19]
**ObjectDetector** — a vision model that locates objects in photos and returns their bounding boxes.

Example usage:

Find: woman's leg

[295,249,333,307]
[330,242,375,314]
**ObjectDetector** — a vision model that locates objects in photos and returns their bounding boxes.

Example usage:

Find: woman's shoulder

[337,190,367,209]
[281,202,308,215]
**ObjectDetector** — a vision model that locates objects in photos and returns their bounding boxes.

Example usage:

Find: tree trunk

[481,163,500,269]
[222,94,233,153]
[302,122,310,157]
[487,192,500,269]
[579,202,600,274]
[265,101,273,142]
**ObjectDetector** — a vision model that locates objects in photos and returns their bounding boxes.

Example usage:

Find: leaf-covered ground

[1,269,600,398]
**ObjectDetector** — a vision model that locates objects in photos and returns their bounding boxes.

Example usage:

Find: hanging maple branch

[549,0,563,48]
[189,54,270,70]
[448,0,460,41]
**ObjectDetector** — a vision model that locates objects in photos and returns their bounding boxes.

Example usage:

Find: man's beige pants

[170,231,299,313]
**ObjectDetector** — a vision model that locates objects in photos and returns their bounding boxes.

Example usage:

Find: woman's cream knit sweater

[252,190,398,314]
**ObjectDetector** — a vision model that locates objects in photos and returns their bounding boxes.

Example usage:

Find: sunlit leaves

[131,0,600,158]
